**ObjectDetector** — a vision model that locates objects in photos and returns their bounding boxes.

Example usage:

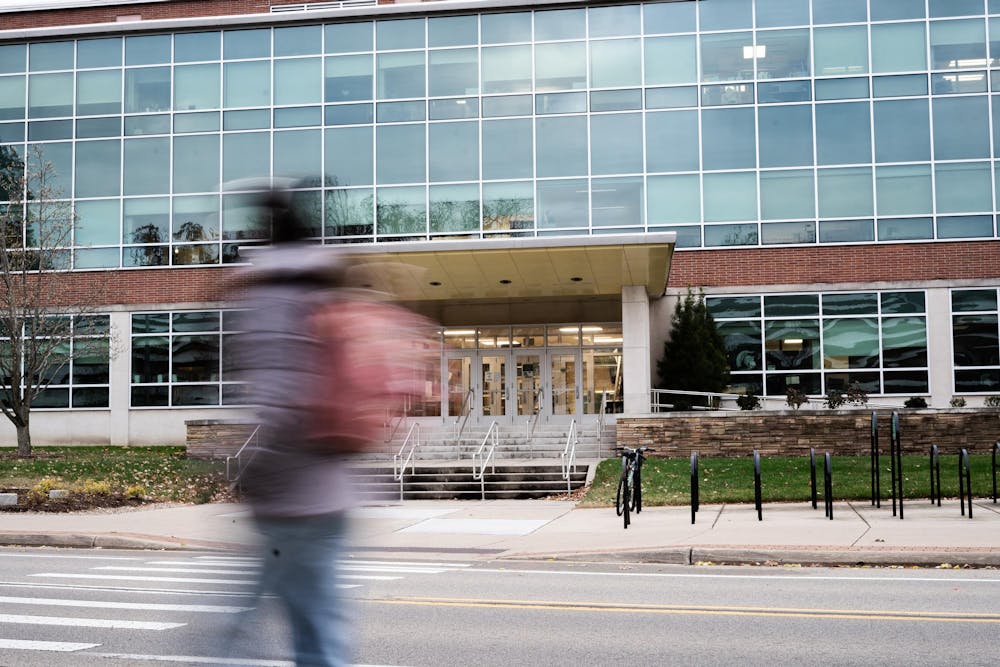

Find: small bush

[737,392,761,411]
[124,484,146,500]
[844,382,869,407]
[825,389,846,409]
[786,387,808,410]
[985,395,1000,407]
[950,397,967,408]
[76,479,112,496]
[904,396,928,408]
[28,477,60,503]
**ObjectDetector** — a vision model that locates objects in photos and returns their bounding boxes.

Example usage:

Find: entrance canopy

[337,233,676,302]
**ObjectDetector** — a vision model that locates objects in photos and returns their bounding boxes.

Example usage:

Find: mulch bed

[0,489,147,512]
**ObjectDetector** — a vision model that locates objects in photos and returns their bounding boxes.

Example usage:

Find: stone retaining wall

[616,409,1000,458]
[185,420,257,460]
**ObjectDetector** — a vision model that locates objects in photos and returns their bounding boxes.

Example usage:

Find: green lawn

[579,454,998,507]
[0,446,228,504]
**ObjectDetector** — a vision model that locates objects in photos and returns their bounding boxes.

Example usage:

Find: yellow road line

[372,597,1000,624]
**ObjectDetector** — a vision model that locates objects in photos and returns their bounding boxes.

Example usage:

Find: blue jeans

[254,512,352,667]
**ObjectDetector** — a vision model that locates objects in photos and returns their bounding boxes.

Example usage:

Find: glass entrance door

[550,351,581,418]
[480,355,508,420]
[444,352,474,420]
[513,353,542,418]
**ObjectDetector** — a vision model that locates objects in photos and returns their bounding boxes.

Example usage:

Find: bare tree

[0,145,112,456]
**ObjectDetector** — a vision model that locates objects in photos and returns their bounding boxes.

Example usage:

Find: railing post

[993,441,998,504]
[690,451,699,525]
[824,452,833,520]
[810,448,817,510]
[753,450,762,522]
[889,411,903,519]
[870,411,880,508]
[929,444,940,506]
[959,448,973,519]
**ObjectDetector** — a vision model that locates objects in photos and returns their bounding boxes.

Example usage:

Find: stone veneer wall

[617,409,1000,458]
[185,420,257,460]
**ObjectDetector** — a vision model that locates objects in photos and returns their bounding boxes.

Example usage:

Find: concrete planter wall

[185,420,256,460]
[616,408,1000,458]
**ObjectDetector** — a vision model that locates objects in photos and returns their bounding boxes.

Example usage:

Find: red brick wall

[0,0,436,30]
[36,267,235,308]
[668,241,1000,289]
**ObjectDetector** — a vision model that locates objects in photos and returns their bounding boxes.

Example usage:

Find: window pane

[482,45,532,94]
[274,58,321,105]
[761,221,815,244]
[28,73,73,118]
[824,318,879,369]
[645,36,696,85]
[700,32,753,83]
[814,26,868,76]
[273,129,321,180]
[816,102,871,165]
[173,195,219,241]
[75,199,120,246]
[590,113,642,174]
[699,0,752,31]
[77,70,121,116]
[536,116,587,177]
[590,4,640,37]
[876,164,932,215]
[872,1,926,21]
[765,294,819,317]
[124,67,170,113]
[535,9,585,41]
[872,73,927,97]
[878,216,934,241]
[325,22,373,54]
[325,187,373,237]
[125,35,170,66]
[953,289,998,312]
[758,29,811,79]
[704,172,756,222]
[0,76,25,120]
[75,140,120,198]
[483,181,533,231]
[882,317,928,367]
[224,29,270,60]
[818,167,873,217]
[428,15,478,48]
[482,119,532,180]
[936,162,992,213]
[376,19,425,50]
[930,19,987,70]
[705,223,757,246]
[0,45,25,74]
[645,0,696,33]
[760,169,814,220]
[954,369,1000,392]
[760,79,812,102]
[591,177,642,227]
[124,197,168,246]
[124,137,169,195]
[429,183,479,233]
[702,107,756,169]
[172,335,220,382]
[429,121,478,182]
[871,23,927,73]
[819,218,874,242]
[953,314,999,366]
[537,179,587,229]
[377,52,425,99]
[933,96,990,159]
[325,126,372,187]
[874,99,930,162]
[758,105,813,167]
[429,48,478,97]
[648,174,700,224]
[376,186,426,235]
[29,41,73,71]
[274,25,320,57]
[173,134,220,194]
[756,0,810,28]
[646,110,699,172]
[376,124,425,184]
[223,132,269,186]
[765,319,820,370]
[937,215,994,239]
[591,39,641,88]
[481,13,531,44]
[718,319,763,372]
[224,61,270,108]
[222,193,269,240]
[882,291,926,314]
[535,42,587,92]
[174,32,220,63]
[813,0,868,24]
[132,336,169,383]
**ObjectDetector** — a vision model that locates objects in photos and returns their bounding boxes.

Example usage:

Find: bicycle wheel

[615,473,627,517]
[622,480,631,529]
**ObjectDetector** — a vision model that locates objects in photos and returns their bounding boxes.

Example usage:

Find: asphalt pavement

[2,495,999,567]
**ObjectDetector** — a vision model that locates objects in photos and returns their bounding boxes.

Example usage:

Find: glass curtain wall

[3,1,1000,269]
[951,287,1000,392]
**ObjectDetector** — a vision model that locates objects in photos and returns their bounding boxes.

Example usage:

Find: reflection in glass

[77,70,121,115]
[537,179,588,229]
[429,49,478,97]
[700,32,754,83]
[482,119,532,180]
[325,188,373,237]
[429,184,479,233]
[376,186,426,235]
[591,177,643,227]
[482,45,532,94]
[535,42,587,91]
[377,52,425,99]
[483,181,533,231]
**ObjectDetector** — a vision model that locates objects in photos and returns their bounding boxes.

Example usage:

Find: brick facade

[616,409,1000,459]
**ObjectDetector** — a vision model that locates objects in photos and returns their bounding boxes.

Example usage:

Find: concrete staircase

[349,420,615,501]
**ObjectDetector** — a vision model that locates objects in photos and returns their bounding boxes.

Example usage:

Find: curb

[0,532,249,552]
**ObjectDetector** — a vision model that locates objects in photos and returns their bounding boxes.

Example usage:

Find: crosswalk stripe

[148,560,261,568]
[0,595,252,613]
[193,556,260,562]
[94,566,258,575]
[87,653,293,666]
[340,565,450,574]
[0,553,141,561]
[341,559,471,569]
[341,574,402,581]
[0,580,263,597]
[0,638,99,652]
[30,573,256,585]
[0,613,184,630]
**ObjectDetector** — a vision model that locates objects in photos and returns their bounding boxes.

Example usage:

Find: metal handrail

[384,396,410,443]
[525,387,545,455]
[560,419,578,494]
[393,423,420,501]
[454,388,474,444]
[597,393,608,442]
[650,388,898,412]
[225,425,261,483]
[472,420,499,500]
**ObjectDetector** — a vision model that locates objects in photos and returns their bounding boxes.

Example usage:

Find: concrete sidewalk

[2,497,999,567]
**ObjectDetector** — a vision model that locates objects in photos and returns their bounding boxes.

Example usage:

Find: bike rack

[929,444,942,507]
[889,411,903,520]
[752,450,762,521]
[993,441,998,504]
[690,451,699,525]
[823,452,833,520]
[810,448,818,510]
[959,448,973,519]
[870,411,881,508]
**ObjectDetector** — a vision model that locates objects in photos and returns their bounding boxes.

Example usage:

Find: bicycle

[615,446,654,529]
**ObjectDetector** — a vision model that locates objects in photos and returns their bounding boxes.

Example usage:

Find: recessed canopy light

[499,279,512,284]
[429,281,442,286]
[570,277,583,282]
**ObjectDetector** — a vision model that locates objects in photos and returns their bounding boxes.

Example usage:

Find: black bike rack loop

[753,450,762,522]
[959,448,973,519]
[993,441,998,504]
[890,411,903,520]
[929,444,942,507]
[823,452,833,520]
[810,448,818,510]
[690,451,699,525]
[870,411,881,508]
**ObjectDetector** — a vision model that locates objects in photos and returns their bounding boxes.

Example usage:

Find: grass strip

[579,454,999,507]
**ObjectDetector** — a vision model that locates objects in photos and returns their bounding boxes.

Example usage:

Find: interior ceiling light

[444,329,477,336]
[581,326,604,332]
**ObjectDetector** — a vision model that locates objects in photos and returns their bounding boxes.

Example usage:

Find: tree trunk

[16,422,31,457]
